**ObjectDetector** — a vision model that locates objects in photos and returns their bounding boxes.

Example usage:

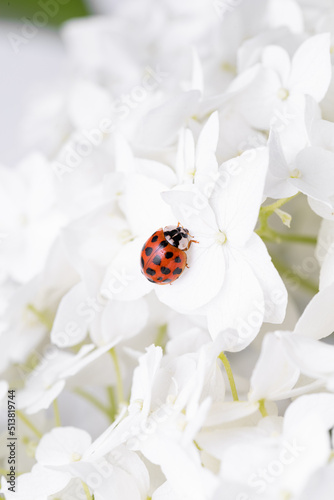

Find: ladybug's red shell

[141,228,188,284]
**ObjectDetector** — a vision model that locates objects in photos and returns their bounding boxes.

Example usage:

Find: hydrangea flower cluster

[1,0,334,499]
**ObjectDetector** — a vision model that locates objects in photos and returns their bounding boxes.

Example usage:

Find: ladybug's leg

[186,238,199,250]
[177,221,182,227]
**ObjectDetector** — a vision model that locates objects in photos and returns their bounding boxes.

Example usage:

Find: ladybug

[140,224,197,284]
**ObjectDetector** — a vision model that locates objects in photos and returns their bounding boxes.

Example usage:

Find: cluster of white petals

[1,0,334,499]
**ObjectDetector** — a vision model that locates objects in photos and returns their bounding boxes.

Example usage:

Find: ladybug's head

[163,225,192,251]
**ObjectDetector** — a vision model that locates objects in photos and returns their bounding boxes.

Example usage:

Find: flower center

[71,452,82,462]
[133,398,144,410]
[216,231,227,245]
[166,394,177,405]
[277,88,289,100]
[118,229,132,244]
[290,168,301,179]
[221,62,236,74]
[20,214,28,226]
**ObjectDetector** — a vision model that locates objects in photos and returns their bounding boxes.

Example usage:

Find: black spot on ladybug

[140,257,144,268]
[146,268,156,276]
[163,278,172,283]
[173,267,182,275]
[159,240,168,248]
[151,235,158,242]
[165,252,173,259]
[153,255,161,266]
[174,256,181,263]
[145,247,153,256]
[161,267,171,275]
[157,277,163,281]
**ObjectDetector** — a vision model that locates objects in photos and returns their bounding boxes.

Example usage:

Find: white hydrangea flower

[0,154,66,283]
[266,97,334,214]
[16,342,117,414]
[157,147,287,350]
[200,394,334,499]
[228,33,332,130]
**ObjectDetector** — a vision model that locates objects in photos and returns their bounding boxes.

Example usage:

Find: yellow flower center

[71,452,82,462]
[277,88,289,100]
[216,231,227,245]
[290,168,301,179]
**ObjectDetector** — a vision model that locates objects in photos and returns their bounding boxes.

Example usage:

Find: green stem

[82,481,93,500]
[272,258,318,294]
[274,232,317,245]
[218,352,239,402]
[258,399,268,417]
[259,228,317,246]
[109,348,125,405]
[74,388,112,420]
[257,195,317,246]
[193,440,202,451]
[26,304,53,331]
[106,386,117,421]
[53,399,61,427]
[154,324,167,350]
[16,410,42,439]
[260,195,297,215]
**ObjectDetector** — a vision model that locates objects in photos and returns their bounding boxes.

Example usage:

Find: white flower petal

[319,248,334,289]
[229,66,282,129]
[249,333,299,402]
[175,127,196,183]
[206,401,259,426]
[294,282,334,339]
[281,333,334,381]
[308,197,334,220]
[161,188,218,237]
[152,481,179,500]
[241,234,287,324]
[14,464,71,500]
[299,463,334,500]
[141,436,218,500]
[21,380,66,415]
[156,242,225,312]
[261,45,291,85]
[121,174,175,237]
[289,33,332,102]
[130,345,163,417]
[68,80,112,130]
[266,0,304,34]
[284,393,334,436]
[195,111,219,187]
[101,237,153,302]
[36,427,92,465]
[210,147,268,246]
[94,467,142,500]
[101,298,148,343]
[267,127,291,179]
[51,282,88,347]
[206,249,264,350]
[134,90,201,149]
[292,147,334,205]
